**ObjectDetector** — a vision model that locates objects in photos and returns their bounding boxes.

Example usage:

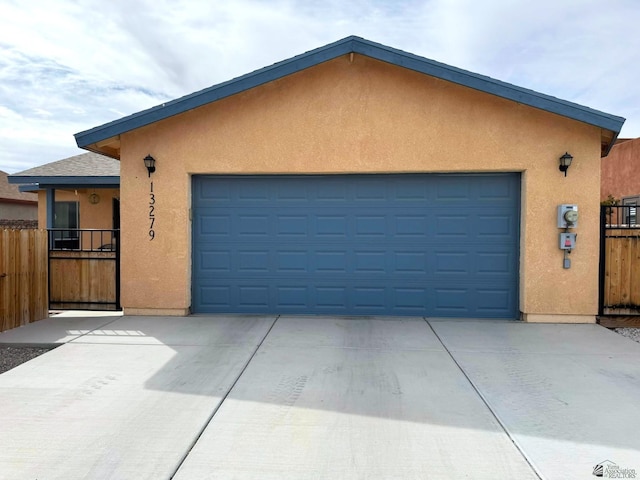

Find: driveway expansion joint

[168,314,281,480]
[425,319,543,480]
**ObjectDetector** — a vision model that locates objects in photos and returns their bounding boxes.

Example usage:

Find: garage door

[192,174,520,318]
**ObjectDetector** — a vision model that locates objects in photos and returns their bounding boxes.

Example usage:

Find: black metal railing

[601,205,638,228]
[48,228,118,251]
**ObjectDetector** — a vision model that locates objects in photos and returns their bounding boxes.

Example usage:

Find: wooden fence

[0,229,48,332]
[601,228,640,316]
[49,250,117,310]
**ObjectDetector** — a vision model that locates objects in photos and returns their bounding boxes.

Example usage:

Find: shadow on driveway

[0,314,639,479]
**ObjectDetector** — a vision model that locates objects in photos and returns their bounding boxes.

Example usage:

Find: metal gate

[599,206,640,317]
[48,229,120,310]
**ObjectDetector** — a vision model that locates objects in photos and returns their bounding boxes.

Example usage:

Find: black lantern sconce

[144,155,156,178]
[558,152,573,177]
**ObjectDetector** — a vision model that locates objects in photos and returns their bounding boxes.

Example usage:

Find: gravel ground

[615,327,640,343]
[0,347,55,375]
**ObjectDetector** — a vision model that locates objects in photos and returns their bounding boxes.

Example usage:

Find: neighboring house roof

[8,152,120,189]
[0,170,37,204]
[75,35,625,158]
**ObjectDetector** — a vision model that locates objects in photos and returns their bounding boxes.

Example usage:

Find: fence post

[598,206,606,317]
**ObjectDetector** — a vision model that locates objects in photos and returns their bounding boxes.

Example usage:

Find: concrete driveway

[0,315,638,479]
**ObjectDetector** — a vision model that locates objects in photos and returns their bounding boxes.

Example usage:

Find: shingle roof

[12,152,119,177]
[0,170,37,203]
[75,36,625,157]
[8,152,120,188]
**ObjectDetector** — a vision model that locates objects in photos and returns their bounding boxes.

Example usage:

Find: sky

[1,0,639,174]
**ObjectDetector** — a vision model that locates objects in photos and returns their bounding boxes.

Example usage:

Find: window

[53,201,79,249]
[622,196,639,226]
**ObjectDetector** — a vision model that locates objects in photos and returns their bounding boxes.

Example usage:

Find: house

[9,152,120,248]
[601,137,640,224]
[74,36,624,322]
[0,170,38,228]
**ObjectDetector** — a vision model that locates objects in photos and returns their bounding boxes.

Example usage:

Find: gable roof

[0,170,37,204]
[75,35,625,157]
[8,152,119,189]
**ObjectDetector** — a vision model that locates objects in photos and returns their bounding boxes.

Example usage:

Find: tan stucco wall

[118,54,601,320]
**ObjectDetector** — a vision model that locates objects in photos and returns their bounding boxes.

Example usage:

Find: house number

[149,181,155,240]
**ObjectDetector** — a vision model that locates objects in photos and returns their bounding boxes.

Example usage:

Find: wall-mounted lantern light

[144,155,156,178]
[559,152,573,177]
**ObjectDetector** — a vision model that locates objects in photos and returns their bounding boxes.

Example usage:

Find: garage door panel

[476,214,514,237]
[395,215,429,237]
[314,286,348,310]
[477,288,513,315]
[193,174,520,317]
[391,178,429,200]
[393,288,427,310]
[276,286,309,308]
[394,251,428,274]
[238,181,270,201]
[435,178,471,200]
[478,176,516,200]
[200,250,232,273]
[434,287,471,314]
[197,286,231,310]
[276,215,308,237]
[315,215,348,237]
[434,251,471,274]
[353,250,387,274]
[352,286,387,311]
[237,250,270,273]
[354,215,387,237]
[477,251,511,275]
[237,215,270,237]
[314,249,349,274]
[434,214,470,237]
[198,214,231,237]
[355,179,387,200]
[275,250,308,273]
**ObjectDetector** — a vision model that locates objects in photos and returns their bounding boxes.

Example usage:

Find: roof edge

[75,36,625,153]
[9,176,120,186]
[0,197,37,205]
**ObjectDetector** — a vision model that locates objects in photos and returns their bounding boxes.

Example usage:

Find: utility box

[559,232,577,250]
[558,204,579,228]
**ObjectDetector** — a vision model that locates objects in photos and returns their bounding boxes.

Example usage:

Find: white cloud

[0,0,638,173]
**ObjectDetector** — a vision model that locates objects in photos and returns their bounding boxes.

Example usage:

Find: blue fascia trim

[18,184,40,192]
[74,36,624,149]
[9,176,120,186]
[36,183,119,190]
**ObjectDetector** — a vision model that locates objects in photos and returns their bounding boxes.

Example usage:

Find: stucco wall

[601,138,640,201]
[119,54,601,321]
[37,188,119,230]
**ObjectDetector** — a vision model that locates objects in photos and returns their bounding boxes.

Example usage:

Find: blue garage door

[192,174,520,318]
